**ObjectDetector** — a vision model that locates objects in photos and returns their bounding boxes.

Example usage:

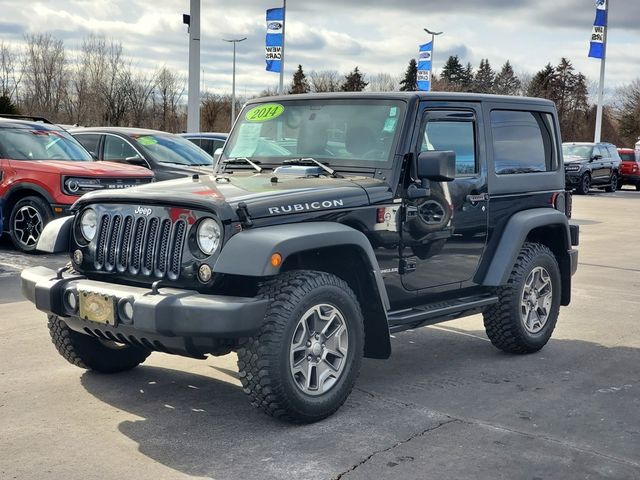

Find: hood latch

[236,202,254,228]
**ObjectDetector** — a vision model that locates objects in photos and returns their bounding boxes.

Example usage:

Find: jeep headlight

[197,218,221,255]
[79,208,97,242]
[565,164,581,172]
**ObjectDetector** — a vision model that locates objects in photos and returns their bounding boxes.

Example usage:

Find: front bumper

[565,172,583,186]
[21,266,268,339]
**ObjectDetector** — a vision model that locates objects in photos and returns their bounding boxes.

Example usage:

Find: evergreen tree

[341,67,368,92]
[494,61,521,96]
[527,63,555,98]
[399,59,418,91]
[0,95,19,114]
[461,62,474,91]
[440,55,465,85]
[473,59,495,93]
[289,65,310,95]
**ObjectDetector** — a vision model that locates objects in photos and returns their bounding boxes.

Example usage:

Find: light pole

[424,28,443,91]
[223,37,247,127]
[185,0,201,133]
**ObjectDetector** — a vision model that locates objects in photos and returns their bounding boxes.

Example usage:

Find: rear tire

[636,184,640,192]
[605,173,618,192]
[576,173,591,195]
[9,196,52,253]
[237,270,364,423]
[48,315,150,373]
[483,243,561,354]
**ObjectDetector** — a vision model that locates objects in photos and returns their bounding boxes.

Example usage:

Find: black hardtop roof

[246,91,556,108]
[69,126,173,136]
[0,116,64,131]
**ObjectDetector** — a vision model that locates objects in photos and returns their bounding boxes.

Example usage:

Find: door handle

[466,193,489,203]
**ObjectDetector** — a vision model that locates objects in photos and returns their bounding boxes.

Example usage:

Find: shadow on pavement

[80,327,640,480]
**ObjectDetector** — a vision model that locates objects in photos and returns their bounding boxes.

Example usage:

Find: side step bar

[387,294,499,333]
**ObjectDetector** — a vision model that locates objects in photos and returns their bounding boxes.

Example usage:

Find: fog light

[66,290,78,313]
[119,299,134,324]
[198,264,212,283]
[73,249,83,265]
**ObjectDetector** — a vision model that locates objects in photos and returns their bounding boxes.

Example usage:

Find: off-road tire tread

[483,242,559,354]
[47,315,150,373]
[237,270,362,423]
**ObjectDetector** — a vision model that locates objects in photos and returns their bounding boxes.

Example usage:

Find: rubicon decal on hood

[268,199,345,215]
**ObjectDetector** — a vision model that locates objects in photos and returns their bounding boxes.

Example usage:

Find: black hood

[74,173,389,222]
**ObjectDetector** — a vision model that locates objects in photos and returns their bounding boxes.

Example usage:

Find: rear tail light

[552,192,571,219]
[564,191,573,219]
[376,208,386,224]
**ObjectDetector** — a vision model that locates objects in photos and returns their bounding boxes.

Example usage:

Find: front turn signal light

[270,253,282,268]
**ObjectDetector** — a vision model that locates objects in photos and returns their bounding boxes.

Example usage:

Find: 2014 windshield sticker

[268,199,344,215]
[245,103,284,122]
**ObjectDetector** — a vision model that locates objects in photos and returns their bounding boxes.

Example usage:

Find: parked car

[618,148,640,191]
[0,115,153,252]
[180,132,228,157]
[71,127,215,181]
[562,142,621,194]
[24,92,578,422]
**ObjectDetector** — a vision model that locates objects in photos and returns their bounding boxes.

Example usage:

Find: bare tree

[22,33,68,120]
[308,70,340,92]
[201,93,232,132]
[368,72,399,92]
[153,66,185,132]
[0,41,22,104]
[123,69,156,127]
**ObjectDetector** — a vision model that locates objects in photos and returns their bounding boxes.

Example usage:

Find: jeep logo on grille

[134,206,152,216]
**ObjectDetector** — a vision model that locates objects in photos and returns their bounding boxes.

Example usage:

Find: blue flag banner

[266,7,284,72]
[417,42,433,91]
[588,0,608,59]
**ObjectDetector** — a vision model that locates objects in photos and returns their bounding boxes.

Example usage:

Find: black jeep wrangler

[21,92,579,423]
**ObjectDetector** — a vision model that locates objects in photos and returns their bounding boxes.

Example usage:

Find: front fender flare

[213,222,392,358]
[36,215,73,253]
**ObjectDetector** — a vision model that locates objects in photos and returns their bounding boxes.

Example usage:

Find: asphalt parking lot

[1,190,639,480]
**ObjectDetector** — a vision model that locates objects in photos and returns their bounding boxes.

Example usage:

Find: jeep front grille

[94,213,186,280]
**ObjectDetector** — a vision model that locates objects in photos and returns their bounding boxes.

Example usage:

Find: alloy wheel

[289,303,349,396]
[13,205,44,248]
[520,266,553,334]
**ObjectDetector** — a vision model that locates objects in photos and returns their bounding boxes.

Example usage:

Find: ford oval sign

[268,22,282,31]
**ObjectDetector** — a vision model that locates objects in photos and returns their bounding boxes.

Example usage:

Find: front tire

[237,270,364,423]
[48,315,150,373]
[483,243,561,354]
[9,196,52,253]
[576,173,591,195]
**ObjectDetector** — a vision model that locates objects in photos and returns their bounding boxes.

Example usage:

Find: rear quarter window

[491,110,557,175]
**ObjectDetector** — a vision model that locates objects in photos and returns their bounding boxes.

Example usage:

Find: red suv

[0,116,154,252]
[618,148,640,191]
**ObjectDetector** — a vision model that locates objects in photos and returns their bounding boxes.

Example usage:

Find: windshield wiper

[283,157,342,178]
[223,157,263,173]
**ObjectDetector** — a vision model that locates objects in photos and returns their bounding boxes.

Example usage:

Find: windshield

[132,134,213,166]
[0,128,92,161]
[562,144,592,160]
[222,99,406,168]
[619,152,636,162]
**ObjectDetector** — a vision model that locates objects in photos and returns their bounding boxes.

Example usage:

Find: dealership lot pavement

[1,190,639,480]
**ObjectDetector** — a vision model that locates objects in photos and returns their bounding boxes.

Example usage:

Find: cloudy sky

[1,0,639,96]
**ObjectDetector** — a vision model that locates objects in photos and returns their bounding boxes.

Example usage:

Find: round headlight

[197,218,221,255]
[79,209,97,242]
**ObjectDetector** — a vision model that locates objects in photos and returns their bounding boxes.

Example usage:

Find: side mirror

[591,154,602,162]
[213,148,223,164]
[417,150,456,182]
[89,151,98,160]
[125,156,148,167]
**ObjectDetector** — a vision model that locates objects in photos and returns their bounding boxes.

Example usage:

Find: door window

[420,115,477,176]
[104,135,139,160]
[73,134,100,156]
